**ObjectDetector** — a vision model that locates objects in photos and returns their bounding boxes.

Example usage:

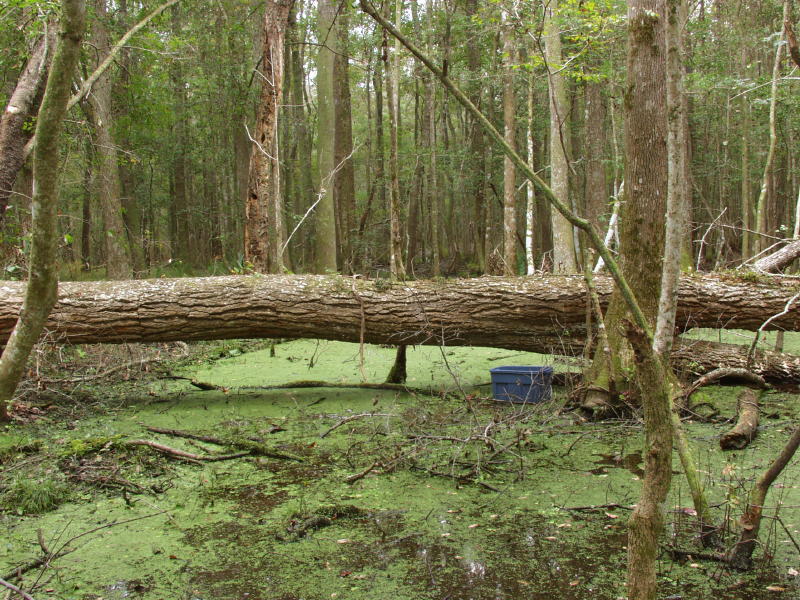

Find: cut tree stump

[720,388,761,450]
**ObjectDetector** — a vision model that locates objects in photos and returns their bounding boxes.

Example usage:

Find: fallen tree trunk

[753,239,800,273]
[0,273,798,381]
[671,339,800,384]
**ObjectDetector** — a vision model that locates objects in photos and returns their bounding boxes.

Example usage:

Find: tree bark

[333,5,356,272]
[0,31,53,224]
[544,0,576,274]
[753,239,800,272]
[245,0,292,274]
[314,0,339,273]
[0,272,797,351]
[86,0,133,280]
[501,10,517,276]
[0,0,86,419]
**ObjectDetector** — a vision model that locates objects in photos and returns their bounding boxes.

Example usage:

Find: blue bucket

[490,366,554,404]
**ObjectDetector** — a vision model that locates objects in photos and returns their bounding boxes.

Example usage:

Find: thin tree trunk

[0,32,53,224]
[170,4,189,264]
[314,0,339,273]
[334,5,355,272]
[0,0,85,421]
[525,60,536,275]
[544,0,576,273]
[501,10,517,276]
[426,0,439,277]
[87,0,133,280]
[583,81,605,231]
[754,0,787,254]
[386,0,405,279]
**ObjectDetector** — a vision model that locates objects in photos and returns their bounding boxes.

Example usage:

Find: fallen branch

[39,355,167,384]
[320,413,395,439]
[720,388,761,450]
[0,577,36,600]
[684,368,766,403]
[410,465,501,492]
[125,440,250,463]
[560,503,635,513]
[344,460,380,484]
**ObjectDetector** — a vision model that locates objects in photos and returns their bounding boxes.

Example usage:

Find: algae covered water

[1,340,798,599]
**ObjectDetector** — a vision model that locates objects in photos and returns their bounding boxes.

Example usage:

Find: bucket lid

[490,366,554,374]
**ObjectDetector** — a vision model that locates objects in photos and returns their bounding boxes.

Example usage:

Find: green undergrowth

[1,340,798,599]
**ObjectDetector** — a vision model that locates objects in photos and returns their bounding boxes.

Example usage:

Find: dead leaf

[766,585,786,592]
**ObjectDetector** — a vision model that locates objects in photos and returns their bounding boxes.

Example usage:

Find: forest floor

[1,335,799,600]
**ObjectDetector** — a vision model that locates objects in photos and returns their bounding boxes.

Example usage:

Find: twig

[144,426,228,445]
[38,351,182,384]
[775,514,800,556]
[320,413,394,439]
[695,207,727,271]
[747,292,800,367]
[560,503,634,512]
[0,578,35,600]
[411,465,501,492]
[126,440,250,463]
[4,511,168,582]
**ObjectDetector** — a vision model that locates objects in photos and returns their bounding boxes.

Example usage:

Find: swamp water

[1,339,799,599]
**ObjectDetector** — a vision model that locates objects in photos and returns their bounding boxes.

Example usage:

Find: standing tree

[314,0,339,273]
[544,0,576,273]
[0,0,86,420]
[0,29,55,225]
[501,8,517,276]
[245,0,293,274]
[85,0,134,280]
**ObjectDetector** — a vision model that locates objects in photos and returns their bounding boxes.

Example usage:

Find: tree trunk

[525,62,537,275]
[87,0,133,280]
[544,0,576,274]
[753,239,800,272]
[0,272,797,354]
[333,5,356,272]
[386,0,405,279]
[725,425,800,570]
[314,0,339,273]
[0,0,86,420]
[170,4,190,264]
[464,0,486,272]
[583,81,606,231]
[753,0,787,255]
[0,31,53,225]
[245,0,292,274]
[501,10,517,276]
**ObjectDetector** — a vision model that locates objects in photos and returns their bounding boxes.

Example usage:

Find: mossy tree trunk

[0,0,86,421]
